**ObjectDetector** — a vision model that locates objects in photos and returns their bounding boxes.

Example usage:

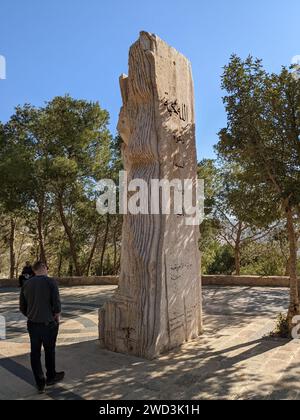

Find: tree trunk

[68,262,74,277]
[37,201,47,264]
[15,233,26,278]
[57,197,82,276]
[99,214,110,276]
[234,246,241,276]
[234,222,242,276]
[9,218,16,279]
[285,257,291,277]
[286,206,300,331]
[85,223,101,276]
[57,252,63,278]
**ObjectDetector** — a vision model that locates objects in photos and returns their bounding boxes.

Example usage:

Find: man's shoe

[37,381,46,394]
[46,371,65,386]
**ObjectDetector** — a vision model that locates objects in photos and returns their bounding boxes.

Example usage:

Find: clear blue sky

[0,0,299,159]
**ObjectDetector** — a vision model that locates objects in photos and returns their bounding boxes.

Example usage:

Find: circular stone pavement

[1,285,300,400]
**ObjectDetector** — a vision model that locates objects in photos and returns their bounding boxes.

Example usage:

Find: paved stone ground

[0,285,300,400]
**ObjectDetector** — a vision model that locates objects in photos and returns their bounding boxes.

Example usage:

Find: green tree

[207,244,235,275]
[216,165,280,275]
[0,120,34,277]
[216,55,300,331]
[198,160,222,273]
[198,159,277,275]
[39,96,112,275]
[1,96,114,277]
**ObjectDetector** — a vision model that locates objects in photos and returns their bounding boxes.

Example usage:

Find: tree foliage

[0,96,122,278]
[216,55,300,330]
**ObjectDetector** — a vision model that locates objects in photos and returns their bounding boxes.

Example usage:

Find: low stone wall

[202,275,295,288]
[0,278,19,288]
[56,276,119,287]
[0,276,119,289]
[1,275,299,289]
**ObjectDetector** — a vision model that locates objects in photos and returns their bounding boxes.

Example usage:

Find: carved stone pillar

[99,32,202,359]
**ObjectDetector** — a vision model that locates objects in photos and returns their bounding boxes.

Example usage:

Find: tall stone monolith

[99,31,202,359]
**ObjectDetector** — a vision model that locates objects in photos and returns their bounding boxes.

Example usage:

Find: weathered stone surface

[99,31,202,359]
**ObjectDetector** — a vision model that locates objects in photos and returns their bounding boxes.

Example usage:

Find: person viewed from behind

[18,261,34,288]
[19,261,65,394]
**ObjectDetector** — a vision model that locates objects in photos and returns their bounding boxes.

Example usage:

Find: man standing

[19,261,65,394]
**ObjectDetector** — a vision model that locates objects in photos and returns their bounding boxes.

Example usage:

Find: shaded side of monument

[99,31,202,359]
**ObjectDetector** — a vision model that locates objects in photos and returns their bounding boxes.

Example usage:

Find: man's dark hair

[32,261,46,273]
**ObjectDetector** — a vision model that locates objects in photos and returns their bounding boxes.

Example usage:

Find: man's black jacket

[20,276,61,323]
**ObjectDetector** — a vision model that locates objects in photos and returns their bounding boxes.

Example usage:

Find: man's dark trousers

[27,321,59,386]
